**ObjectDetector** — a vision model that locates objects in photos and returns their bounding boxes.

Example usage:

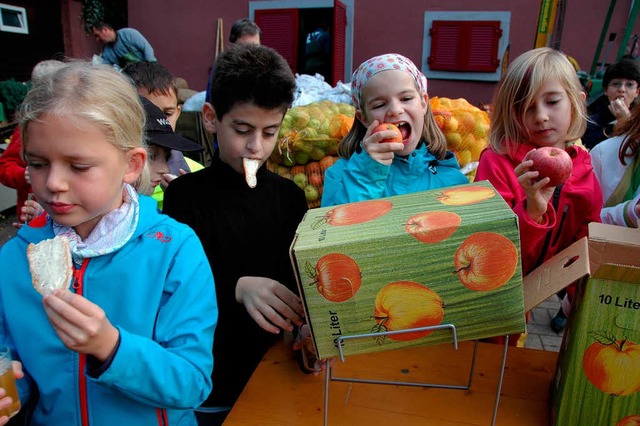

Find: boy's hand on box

[43,290,120,362]
[515,152,554,223]
[236,276,304,334]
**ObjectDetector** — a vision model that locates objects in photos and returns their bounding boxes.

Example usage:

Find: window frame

[0,3,28,35]
[422,11,510,82]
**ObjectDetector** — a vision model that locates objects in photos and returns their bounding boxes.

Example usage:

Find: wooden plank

[225,339,558,425]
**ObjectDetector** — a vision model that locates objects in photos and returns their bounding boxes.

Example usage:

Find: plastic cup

[0,347,20,418]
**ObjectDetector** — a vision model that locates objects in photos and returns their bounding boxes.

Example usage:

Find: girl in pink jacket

[475,47,603,343]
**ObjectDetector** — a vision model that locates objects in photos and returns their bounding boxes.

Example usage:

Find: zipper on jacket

[535,184,563,267]
[73,259,91,426]
[551,204,570,247]
[156,408,168,425]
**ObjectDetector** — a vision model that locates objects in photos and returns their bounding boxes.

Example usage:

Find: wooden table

[224,338,558,425]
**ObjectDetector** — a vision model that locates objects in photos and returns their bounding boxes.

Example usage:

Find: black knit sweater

[163,151,308,407]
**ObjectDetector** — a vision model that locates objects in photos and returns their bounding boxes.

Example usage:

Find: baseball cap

[140,96,204,152]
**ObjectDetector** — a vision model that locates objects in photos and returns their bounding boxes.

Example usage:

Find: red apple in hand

[373,123,403,143]
[529,147,572,187]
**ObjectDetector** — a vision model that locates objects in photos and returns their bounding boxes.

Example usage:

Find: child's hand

[362,120,404,165]
[515,151,555,222]
[13,198,44,229]
[161,169,187,189]
[609,97,630,120]
[0,361,24,425]
[235,276,304,334]
[42,290,120,361]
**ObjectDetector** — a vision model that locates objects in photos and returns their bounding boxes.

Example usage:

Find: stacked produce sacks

[429,97,490,181]
[268,100,355,208]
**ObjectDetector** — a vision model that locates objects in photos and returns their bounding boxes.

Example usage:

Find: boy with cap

[122,61,204,183]
[139,97,203,210]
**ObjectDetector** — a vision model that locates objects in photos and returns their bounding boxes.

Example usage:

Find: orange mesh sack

[430,97,490,182]
[266,155,339,209]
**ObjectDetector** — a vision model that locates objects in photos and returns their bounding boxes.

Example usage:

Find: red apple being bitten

[529,146,572,187]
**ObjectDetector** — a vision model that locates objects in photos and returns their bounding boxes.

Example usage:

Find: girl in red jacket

[475,47,603,344]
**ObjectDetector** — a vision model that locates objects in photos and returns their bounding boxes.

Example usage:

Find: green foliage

[0,79,30,120]
[80,0,105,33]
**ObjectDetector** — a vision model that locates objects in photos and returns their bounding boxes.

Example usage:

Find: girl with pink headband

[321,53,467,206]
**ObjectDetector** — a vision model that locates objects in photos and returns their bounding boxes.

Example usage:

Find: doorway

[297,8,334,83]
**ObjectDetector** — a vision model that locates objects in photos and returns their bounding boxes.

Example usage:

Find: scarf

[53,184,140,265]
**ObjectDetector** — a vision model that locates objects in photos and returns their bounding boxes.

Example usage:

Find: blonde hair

[31,60,66,84]
[489,47,587,157]
[338,92,447,159]
[19,61,151,194]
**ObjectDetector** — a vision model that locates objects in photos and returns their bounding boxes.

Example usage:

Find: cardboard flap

[588,222,640,272]
[523,237,590,311]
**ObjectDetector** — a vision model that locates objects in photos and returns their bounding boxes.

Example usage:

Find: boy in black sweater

[162,44,308,425]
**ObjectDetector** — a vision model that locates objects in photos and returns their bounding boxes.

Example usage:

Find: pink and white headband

[350,53,428,111]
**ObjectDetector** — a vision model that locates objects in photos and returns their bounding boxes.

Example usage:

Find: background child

[583,58,640,149]
[122,61,204,179]
[0,60,65,220]
[475,47,603,340]
[321,53,468,207]
[139,96,204,210]
[162,44,308,425]
[0,61,217,425]
[590,101,640,226]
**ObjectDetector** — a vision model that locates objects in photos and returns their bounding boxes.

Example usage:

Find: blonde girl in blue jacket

[0,61,216,425]
[321,53,468,207]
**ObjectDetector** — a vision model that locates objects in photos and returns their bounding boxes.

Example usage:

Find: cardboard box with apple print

[290,181,526,359]
[546,223,640,425]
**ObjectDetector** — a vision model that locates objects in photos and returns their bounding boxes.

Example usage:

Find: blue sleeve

[100,46,118,65]
[122,28,156,62]
[321,149,389,206]
[89,229,216,409]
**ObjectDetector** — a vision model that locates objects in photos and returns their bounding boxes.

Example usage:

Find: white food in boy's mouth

[243,158,259,188]
[27,236,73,295]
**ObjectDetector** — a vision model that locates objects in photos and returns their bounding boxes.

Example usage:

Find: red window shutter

[255,9,299,73]
[428,21,502,72]
[332,0,347,85]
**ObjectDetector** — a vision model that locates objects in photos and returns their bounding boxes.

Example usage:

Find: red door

[256,5,346,84]
[332,0,347,85]
[255,9,299,74]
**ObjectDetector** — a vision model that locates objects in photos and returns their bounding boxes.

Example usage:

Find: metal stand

[322,324,509,426]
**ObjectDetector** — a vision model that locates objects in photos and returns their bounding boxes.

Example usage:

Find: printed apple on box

[290,181,526,359]
[548,223,640,426]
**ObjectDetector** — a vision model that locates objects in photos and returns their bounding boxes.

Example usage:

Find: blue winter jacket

[321,142,469,206]
[0,195,216,425]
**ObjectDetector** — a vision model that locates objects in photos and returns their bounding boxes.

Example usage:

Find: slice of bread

[27,236,73,295]
[243,158,259,188]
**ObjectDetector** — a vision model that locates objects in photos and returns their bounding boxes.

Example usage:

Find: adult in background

[183,18,262,113]
[91,22,156,69]
[583,58,640,149]
[229,18,261,45]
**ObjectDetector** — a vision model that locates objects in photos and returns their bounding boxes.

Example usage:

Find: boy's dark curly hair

[208,44,295,120]
[603,58,640,88]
